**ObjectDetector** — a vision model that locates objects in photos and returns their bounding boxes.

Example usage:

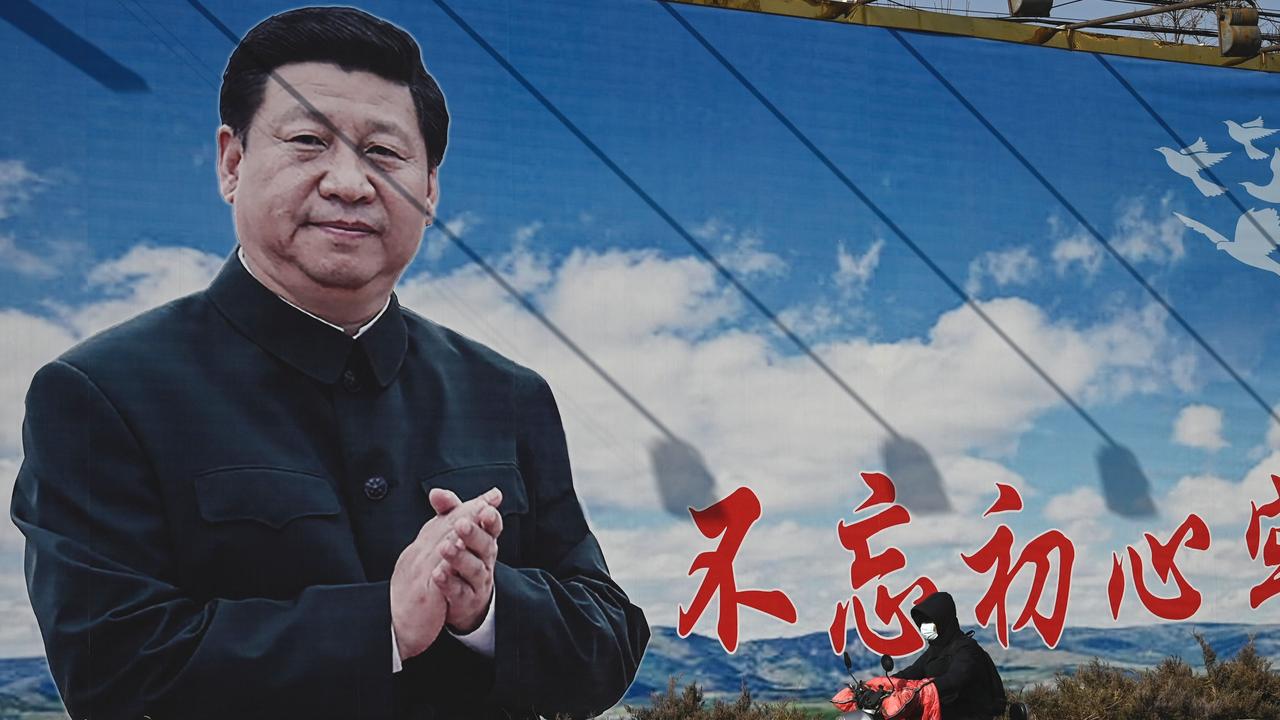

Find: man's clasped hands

[390,487,504,661]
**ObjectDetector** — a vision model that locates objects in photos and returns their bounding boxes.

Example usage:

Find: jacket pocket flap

[195,467,340,529]
[421,463,529,515]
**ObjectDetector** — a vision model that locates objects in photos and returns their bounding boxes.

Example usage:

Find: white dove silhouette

[1173,208,1280,278]
[1241,149,1280,203]
[1156,138,1230,197]
[1225,117,1279,160]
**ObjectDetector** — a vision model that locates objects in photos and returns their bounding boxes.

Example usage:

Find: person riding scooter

[891,591,1007,720]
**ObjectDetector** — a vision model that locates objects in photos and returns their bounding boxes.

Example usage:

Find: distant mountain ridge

[2,623,1277,710]
[0,656,60,713]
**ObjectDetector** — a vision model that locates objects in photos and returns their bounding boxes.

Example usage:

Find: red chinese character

[829,472,937,657]
[1107,513,1210,621]
[678,486,797,653]
[962,483,1074,649]
[1246,474,1280,609]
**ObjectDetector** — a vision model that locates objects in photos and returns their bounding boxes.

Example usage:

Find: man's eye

[367,145,401,159]
[290,135,325,147]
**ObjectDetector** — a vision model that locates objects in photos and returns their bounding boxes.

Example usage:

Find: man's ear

[423,165,440,228]
[215,125,243,204]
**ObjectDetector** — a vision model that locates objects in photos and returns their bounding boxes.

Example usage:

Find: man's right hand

[390,514,452,661]
[389,491,504,661]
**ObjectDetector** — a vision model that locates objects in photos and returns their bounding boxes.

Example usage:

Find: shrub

[1011,634,1280,720]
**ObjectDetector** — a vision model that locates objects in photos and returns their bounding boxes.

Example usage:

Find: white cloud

[1048,213,1103,279]
[1045,193,1186,278]
[1113,193,1185,266]
[0,233,57,278]
[776,302,843,338]
[1163,454,1280,530]
[421,210,479,263]
[1052,234,1103,278]
[1077,301,1197,403]
[0,160,73,279]
[1044,486,1107,525]
[1267,405,1280,450]
[1164,473,1248,527]
[192,145,213,169]
[541,248,738,342]
[0,159,45,220]
[692,218,787,278]
[938,455,1034,518]
[513,221,543,244]
[965,245,1039,296]
[833,239,883,298]
[1044,486,1111,546]
[60,245,223,337]
[1168,352,1199,395]
[1172,404,1227,451]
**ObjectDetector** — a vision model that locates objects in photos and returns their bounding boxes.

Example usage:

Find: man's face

[216,61,438,297]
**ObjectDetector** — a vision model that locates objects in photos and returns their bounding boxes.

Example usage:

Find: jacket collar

[206,248,407,387]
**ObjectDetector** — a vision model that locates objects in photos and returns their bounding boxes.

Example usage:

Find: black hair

[219,6,449,168]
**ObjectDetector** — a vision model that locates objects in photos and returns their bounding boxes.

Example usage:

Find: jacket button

[341,369,361,392]
[364,476,388,501]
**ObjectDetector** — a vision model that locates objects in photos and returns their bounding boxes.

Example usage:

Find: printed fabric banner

[0,0,1278,718]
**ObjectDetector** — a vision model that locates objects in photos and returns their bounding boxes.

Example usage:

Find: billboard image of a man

[10,6,650,719]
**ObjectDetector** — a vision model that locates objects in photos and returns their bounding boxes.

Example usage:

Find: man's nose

[318,144,375,203]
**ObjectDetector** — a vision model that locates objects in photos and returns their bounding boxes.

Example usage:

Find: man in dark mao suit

[9,6,649,719]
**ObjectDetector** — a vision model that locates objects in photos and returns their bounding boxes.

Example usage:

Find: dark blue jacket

[10,251,649,719]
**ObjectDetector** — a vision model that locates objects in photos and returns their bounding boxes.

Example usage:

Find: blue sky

[1,0,1279,656]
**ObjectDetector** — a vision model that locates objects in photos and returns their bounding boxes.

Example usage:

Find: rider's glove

[855,686,885,709]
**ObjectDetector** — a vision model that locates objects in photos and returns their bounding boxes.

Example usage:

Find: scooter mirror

[842,651,853,672]
[880,654,894,673]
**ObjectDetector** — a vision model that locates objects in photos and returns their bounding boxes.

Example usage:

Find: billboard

[1,0,1278,715]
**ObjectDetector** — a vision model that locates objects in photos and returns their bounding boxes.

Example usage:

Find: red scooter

[831,652,929,719]
[830,651,1029,720]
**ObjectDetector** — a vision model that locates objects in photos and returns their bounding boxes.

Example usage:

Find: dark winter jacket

[892,592,1006,720]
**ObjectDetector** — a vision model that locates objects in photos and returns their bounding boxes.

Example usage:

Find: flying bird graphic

[1241,149,1280,204]
[1174,208,1280,278]
[1225,117,1279,160]
[1156,138,1230,197]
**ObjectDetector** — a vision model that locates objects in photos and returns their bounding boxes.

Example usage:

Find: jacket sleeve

[891,649,930,681]
[489,371,650,719]
[10,360,397,720]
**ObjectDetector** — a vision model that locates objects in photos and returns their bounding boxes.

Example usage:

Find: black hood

[910,591,961,644]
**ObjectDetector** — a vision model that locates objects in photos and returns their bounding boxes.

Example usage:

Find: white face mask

[919,622,939,642]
